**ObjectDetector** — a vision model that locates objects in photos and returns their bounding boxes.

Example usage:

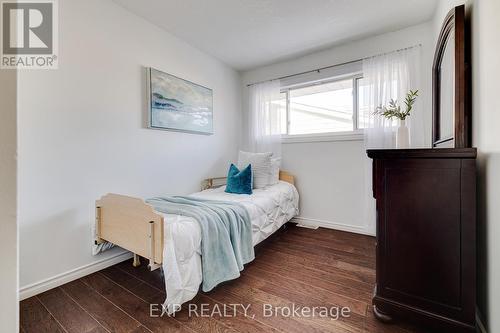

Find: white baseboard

[19,251,133,300]
[291,217,375,236]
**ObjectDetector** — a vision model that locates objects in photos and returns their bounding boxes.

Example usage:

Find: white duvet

[160,181,299,312]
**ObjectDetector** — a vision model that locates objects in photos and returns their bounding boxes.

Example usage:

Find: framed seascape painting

[147,67,213,134]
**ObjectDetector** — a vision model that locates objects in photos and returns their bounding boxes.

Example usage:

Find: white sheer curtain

[361,46,424,148]
[246,80,283,157]
[362,46,424,234]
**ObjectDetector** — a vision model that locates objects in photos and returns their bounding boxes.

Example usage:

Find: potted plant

[374,90,419,149]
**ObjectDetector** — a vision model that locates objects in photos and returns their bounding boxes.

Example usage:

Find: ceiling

[114,0,437,71]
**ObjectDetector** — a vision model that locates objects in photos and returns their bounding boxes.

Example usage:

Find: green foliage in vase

[374,90,419,121]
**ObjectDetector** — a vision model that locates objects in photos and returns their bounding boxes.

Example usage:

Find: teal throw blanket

[145,196,254,292]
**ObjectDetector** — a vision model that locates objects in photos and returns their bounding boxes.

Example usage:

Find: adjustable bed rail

[95,194,164,270]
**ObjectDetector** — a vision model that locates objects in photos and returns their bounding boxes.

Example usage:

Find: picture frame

[147,67,213,135]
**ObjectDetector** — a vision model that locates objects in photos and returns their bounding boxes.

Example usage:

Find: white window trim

[282,130,364,144]
[280,73,365,144]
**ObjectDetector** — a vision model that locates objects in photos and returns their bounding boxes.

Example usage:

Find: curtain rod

[246,44,422,87]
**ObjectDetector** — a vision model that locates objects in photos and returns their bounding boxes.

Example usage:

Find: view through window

[277,74,368,136]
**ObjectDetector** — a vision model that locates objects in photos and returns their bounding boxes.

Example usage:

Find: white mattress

[161,181,299,312]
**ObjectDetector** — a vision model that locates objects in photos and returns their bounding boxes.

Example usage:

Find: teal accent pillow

[225,163,253,195]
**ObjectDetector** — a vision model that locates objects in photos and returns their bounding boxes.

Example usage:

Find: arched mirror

[432,5,471,148]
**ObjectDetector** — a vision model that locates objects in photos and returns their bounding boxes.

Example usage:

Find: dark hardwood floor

[20,225,429,333]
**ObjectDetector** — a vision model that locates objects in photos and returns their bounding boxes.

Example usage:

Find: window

[279,74,367,140]
[356,77,369,129]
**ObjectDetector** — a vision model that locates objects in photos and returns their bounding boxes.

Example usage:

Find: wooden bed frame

[95,171,295,271]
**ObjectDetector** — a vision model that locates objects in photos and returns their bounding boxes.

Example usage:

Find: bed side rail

[95,193,163,269]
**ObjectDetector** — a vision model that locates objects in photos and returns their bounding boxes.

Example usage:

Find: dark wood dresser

[367,148,476,333]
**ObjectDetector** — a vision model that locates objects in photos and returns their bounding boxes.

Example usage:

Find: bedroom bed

[95,170,299,311]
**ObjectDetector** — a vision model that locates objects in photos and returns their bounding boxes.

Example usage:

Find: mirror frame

[432,5,471,148]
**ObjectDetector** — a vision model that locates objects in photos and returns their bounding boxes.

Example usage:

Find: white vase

[397,119,409,149]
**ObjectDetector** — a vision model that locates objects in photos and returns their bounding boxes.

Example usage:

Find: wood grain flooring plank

[262,242,376,282]
[206,273,362,333]
[196,293,280,333]
[20,297,67,333]
[131,326,152,333]
[130,326,154,333]
[187,294,278,333]
[271,238,375,268]
[287,225,375,246]
[37,287,104,333]
[255,247,374,294]
[243,264,368,316]
[249,256,372,303]
[81,272,192,333]
[237,268,370,332]
[60,279,142,333]
[96,269,240,333]
[280,230,376,258]
[158,295,240,333]
[86,327,110,333]
[116,259,165,291]
[101,265,161,304]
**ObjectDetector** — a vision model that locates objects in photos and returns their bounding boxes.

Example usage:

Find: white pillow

[269,157,281,186]
[237,151,273,189]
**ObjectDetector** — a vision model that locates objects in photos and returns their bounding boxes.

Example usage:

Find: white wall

[242,22,434,235]
[0,69,18,332]
[467,0,500,331]
[18,0,242,295]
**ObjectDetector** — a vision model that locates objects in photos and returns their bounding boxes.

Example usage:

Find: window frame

[280,73,365,143]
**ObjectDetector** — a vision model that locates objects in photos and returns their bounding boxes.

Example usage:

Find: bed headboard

[278,170,294,185]
[202,170,295,190]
